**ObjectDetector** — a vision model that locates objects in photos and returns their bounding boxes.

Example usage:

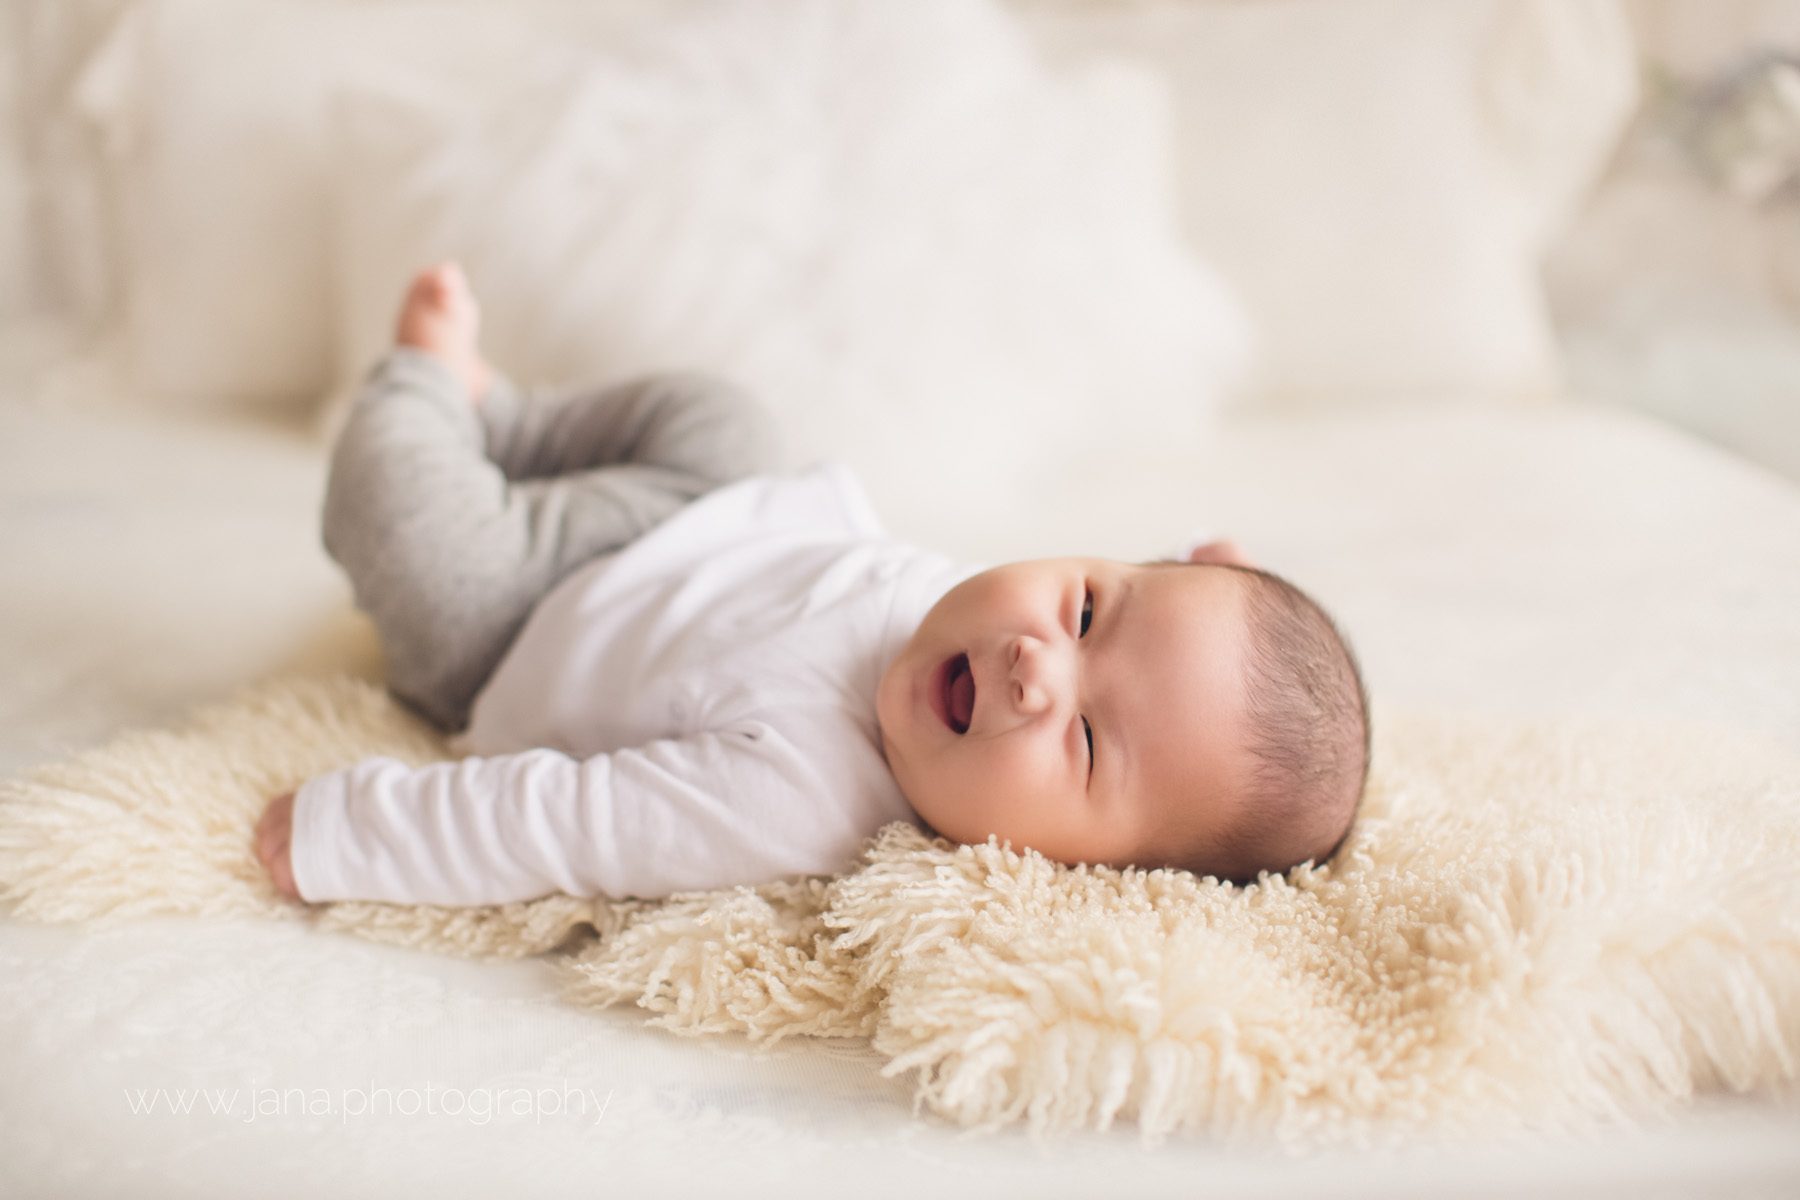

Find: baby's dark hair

[1170,563,1370,884]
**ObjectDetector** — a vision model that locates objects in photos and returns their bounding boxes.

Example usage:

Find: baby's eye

[1079,589,1093,638]
[1082,717,1093,775]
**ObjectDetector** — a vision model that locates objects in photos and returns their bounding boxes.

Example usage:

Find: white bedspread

[3,395,1799,1197]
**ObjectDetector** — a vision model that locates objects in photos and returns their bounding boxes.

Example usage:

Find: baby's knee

[639,373,782,484]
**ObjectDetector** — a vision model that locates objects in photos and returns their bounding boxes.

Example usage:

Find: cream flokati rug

[3,677,1799,1145]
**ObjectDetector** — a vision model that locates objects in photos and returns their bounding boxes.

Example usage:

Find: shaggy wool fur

[2,675,1798,1145]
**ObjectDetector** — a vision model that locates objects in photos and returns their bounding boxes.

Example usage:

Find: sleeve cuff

[288,771,350,904]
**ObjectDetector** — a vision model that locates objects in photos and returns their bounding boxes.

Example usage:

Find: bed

[3,0,1799,1195]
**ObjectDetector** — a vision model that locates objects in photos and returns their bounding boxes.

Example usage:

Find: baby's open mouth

[940,653,974,735]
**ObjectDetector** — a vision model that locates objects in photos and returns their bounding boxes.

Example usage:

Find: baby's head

[876,556,1367,882]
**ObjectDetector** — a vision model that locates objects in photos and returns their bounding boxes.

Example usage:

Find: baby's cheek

[957,745,1056,841]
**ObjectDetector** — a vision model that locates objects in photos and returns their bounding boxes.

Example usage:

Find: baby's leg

[478,370,779,556]
[324,265,777,731]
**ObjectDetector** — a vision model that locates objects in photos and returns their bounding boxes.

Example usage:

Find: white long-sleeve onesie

[290,463,970,905]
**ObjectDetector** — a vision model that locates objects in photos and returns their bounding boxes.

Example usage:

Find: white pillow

[329,0,1248,547]
[74,0,619,419]
[1015,0,1637,406]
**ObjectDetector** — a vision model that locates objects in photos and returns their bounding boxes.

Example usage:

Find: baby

[257,265,1369,905]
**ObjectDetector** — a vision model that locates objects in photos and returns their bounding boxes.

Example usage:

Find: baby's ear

[1185,539,1253,567]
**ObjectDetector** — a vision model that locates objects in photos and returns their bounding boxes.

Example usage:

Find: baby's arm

[255,725,851,906]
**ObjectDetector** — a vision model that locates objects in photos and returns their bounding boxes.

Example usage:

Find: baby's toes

[405,266,454,315]
[391,263,491,401]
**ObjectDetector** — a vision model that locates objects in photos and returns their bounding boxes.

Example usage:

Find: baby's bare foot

[395,262,494,403]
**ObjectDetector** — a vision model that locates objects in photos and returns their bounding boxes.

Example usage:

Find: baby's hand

[1186,538,1253,567]
[256,792,301,900]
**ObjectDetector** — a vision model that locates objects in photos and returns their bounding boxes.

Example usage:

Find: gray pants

[324,350,779,731]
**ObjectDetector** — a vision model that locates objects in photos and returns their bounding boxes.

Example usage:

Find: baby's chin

[877,741,962,846]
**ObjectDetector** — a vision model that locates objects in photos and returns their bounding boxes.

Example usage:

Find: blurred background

[1554,0,1800,483]
[0,0,1797,485]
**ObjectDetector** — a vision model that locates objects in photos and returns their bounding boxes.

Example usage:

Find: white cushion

[75,0,609,419]
[1015,0,1637,406]
[328,0,1247,542]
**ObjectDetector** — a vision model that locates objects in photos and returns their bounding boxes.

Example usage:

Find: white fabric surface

[4,388,1800,1194]
[295,465,962,905]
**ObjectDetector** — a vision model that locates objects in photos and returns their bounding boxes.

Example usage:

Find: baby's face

[877,558,1255,868]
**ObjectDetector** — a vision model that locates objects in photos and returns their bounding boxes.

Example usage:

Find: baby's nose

[1009,636,1067,715]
